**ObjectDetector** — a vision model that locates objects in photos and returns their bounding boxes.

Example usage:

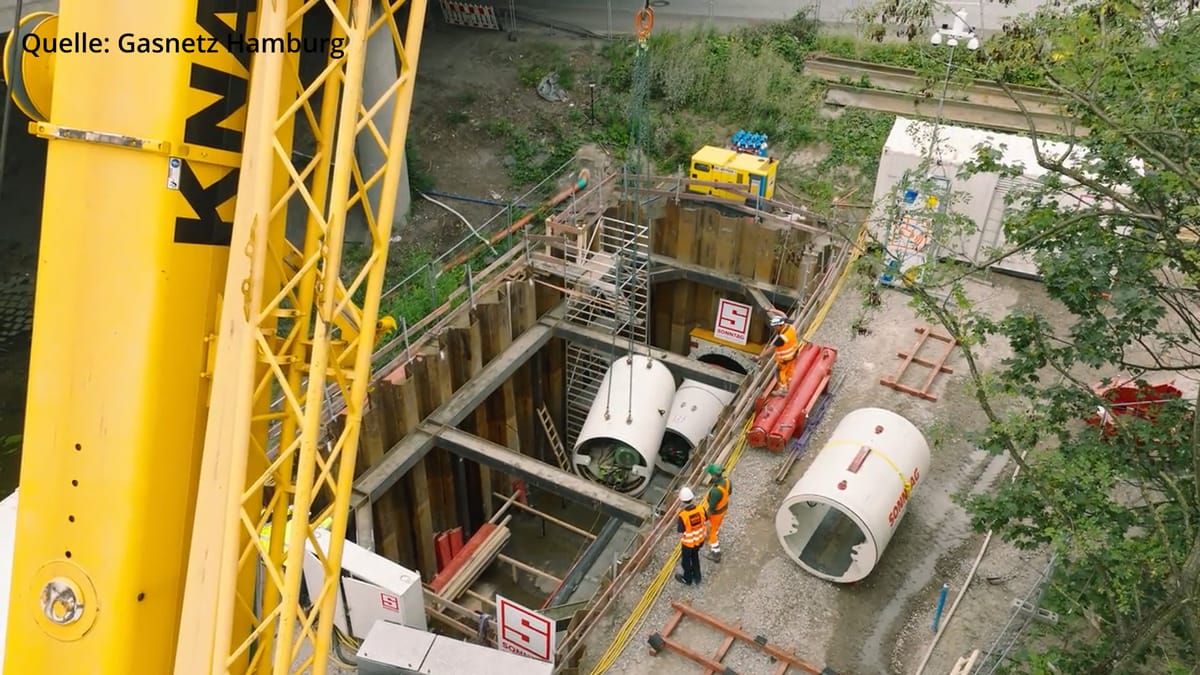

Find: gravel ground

[581,272,1063,675]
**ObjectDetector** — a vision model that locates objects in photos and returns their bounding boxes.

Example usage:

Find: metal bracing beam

[649,253,799,308]
[547,516,623,607]
[743,286,777,315]
[433,426,653,524]
[543,319,745,392]
[352,305,563,504]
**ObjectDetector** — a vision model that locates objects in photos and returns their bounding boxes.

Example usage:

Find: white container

[0,489,17,666]
[871,116,1091,279]
[573,354,677,497]
[775,408,930,583]
[302,527,426,639]
[657,379,735,475]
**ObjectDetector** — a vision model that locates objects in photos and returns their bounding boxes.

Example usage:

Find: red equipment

[1085,378,1183,435]
[747,343,817,447]
[767,347,837,451]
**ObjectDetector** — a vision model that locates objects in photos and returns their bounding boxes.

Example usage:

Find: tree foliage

[859,1,1200,672]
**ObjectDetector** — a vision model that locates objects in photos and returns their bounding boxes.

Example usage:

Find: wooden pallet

[880,325,957,402]
[647,601,833,675]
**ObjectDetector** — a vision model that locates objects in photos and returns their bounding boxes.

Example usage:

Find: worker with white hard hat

[759,309,799,397]
[675,486,708,586]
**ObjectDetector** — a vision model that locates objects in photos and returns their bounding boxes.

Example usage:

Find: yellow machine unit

[688,145,778,203]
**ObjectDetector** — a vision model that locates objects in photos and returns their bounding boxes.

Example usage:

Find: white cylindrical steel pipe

[775,408,930,583]
[573,354,677,497]
[657,379,735,475]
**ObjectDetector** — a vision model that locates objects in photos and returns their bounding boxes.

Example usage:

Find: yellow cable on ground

[589,426,752,675]
[588,226,867,674]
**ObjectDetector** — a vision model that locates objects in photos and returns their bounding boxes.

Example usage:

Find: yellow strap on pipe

[820,439,913,495]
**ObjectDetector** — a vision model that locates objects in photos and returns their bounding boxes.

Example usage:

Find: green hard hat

[706,464,723,476]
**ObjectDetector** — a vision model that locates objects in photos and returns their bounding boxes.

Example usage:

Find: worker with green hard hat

[702,464,731,563]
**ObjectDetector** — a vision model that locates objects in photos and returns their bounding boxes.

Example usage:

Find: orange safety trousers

[707,512,725,546]
[776,358,796,389]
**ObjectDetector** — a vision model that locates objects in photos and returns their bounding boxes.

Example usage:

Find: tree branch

[1044,72,1200,194]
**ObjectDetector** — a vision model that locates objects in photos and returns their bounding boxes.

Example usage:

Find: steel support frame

[175,1,428,674]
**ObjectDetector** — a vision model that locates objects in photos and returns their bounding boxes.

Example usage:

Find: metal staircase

[526,211,651,448]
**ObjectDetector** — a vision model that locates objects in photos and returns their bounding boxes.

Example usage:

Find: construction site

[5,1,1187,674]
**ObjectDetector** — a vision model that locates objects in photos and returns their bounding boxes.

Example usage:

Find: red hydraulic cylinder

[747,343,818,448]
[766,346,838,451]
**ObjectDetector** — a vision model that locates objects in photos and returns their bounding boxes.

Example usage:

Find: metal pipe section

[572,354,676,497]
[775,408,930,583]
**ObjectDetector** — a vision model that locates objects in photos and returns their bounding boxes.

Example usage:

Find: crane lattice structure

[175,1,427,674]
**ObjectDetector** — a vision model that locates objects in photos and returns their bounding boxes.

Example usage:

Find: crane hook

[635,6,654,43]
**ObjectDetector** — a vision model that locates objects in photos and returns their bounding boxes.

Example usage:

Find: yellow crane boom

[2,0,425,672]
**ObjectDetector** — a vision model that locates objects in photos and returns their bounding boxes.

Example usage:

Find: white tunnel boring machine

[572,354,677,497]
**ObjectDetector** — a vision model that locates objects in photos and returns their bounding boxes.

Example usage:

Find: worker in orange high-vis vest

[675,486,708,586]
[759,309,799,396]
[703,464,731,563]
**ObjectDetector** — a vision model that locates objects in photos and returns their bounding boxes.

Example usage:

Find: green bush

[819,108,894,177]
[601,26,824,148]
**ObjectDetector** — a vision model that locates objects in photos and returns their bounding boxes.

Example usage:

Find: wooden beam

[432,426,653,524]
[353,306,563,504]
[542,319,745,393]
[649,253,798,307]
[490,491,597,540]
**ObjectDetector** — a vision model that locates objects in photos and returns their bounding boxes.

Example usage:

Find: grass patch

[487,114,582,187]
[589,13,896,201]
[479,12,1048,203]
[516,42,578,91]
[813,34,1046,87]
[406,138,434,196]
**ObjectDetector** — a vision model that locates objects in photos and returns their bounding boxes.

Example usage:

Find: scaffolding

[526,191,651,447]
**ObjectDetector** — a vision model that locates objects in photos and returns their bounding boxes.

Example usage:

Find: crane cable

[588,227,869,674]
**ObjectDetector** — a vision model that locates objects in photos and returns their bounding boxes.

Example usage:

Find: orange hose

[439,170,590,273]
[635,7,654,40]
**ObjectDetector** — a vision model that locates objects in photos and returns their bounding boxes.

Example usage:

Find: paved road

[0,0,1058,36]
[496,0,1047,35]
[0,1,55,33]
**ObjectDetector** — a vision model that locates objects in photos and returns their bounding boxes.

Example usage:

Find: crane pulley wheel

[635,7,654,40]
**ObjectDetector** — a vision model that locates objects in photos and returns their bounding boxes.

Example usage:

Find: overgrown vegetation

[588,13,895,197]
[856,0,1200,671]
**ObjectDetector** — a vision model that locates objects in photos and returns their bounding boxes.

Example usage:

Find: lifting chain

[634,0,654,44]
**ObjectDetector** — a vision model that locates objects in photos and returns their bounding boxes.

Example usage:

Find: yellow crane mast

[2,0,426,672]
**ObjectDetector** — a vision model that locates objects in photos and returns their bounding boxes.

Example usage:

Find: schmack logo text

[223,33,346,58]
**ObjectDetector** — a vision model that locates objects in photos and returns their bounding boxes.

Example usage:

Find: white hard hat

[769,314,786,327]
[679,487,695,503]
